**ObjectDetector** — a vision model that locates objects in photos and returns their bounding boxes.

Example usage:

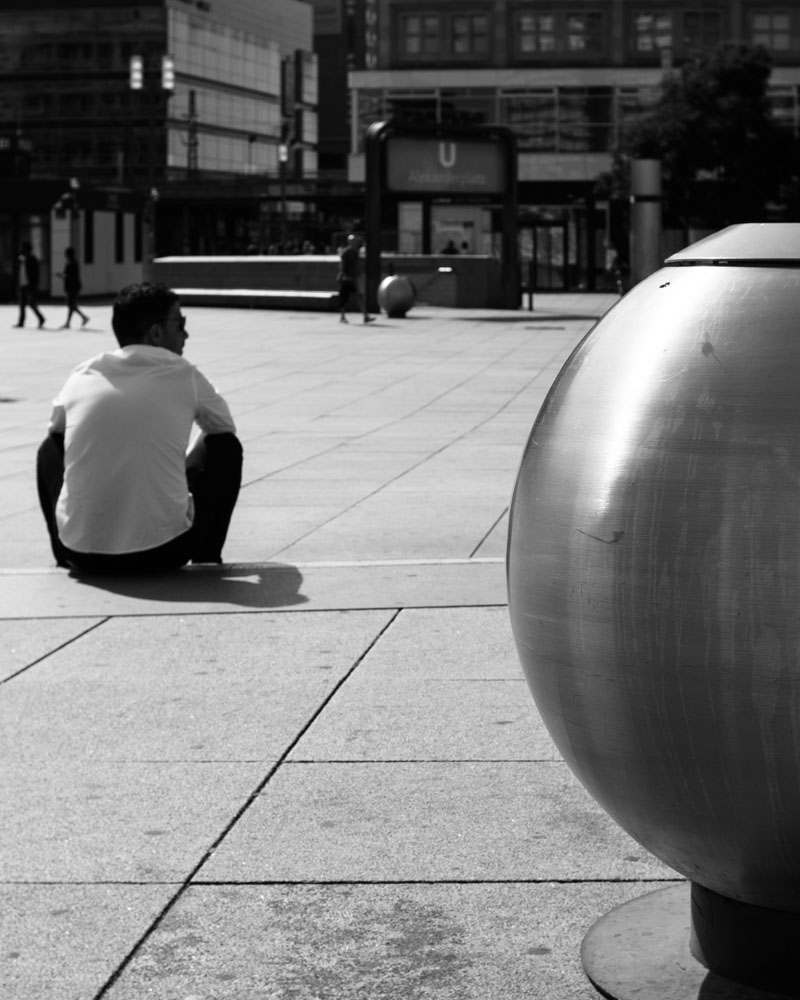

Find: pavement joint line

[0,617,110,685]
[183,878,687,887]
[261,348,549,557]
[469,506,510,558]
[239,331,540,489]
[0,556,506,574]
[283,758,559,764]
[90,607,404,1000]
[1,878,687,887]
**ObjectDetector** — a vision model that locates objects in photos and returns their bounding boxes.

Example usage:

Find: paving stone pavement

[1,294,686,1000]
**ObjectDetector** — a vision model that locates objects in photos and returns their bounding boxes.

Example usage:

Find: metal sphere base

[582,884,798,1000]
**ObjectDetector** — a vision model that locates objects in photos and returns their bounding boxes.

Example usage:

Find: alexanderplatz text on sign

[364,122,519,310]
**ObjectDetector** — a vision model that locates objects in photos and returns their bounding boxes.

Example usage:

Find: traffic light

[161,55,175,90]
[129,54,143,90]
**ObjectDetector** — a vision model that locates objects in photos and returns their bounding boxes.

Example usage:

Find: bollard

[507,223,800,998]
[378,274,416,317]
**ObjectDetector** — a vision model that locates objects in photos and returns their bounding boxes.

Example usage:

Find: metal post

[630,159,662,286]
[279,143,288,249]
[187,89,198,176]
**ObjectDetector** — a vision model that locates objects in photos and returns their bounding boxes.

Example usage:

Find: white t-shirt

[49,344,236,555]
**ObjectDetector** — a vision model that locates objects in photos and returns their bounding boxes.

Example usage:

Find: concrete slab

[0,760,267,881]
[242,448,444,481]
[0,610,394,761]
[235,476,372,507]
[272,501,506,562]
[288,605,546,761]
[0,298,625,999]
[0,617,104,681]
[288,678,557,762]
[200,761,675,882]
[2,883,175,1000]
[349,606,524,680]
[0,560,507,618]
[2,506,56,570]
[224,503,347,561]
[102,881,680,1000]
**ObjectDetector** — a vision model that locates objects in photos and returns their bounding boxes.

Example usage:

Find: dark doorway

[520,221,568,292]
[533,222,566,290]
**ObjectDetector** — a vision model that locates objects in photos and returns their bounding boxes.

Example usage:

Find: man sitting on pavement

[36,282,243,574]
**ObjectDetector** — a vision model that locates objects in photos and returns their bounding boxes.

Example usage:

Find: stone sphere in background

[378,274,415,318]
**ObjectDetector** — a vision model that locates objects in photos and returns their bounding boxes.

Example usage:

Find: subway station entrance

[364,121,519,310]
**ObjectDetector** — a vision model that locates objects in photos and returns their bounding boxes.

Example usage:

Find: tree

[619,44,799,230]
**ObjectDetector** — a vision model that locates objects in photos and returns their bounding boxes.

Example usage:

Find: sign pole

[364,121,387,315]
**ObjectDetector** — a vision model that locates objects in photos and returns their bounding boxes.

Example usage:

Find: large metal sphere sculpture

[507,224,800,997]
[378,274,415,317]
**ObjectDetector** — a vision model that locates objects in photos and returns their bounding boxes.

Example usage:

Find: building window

[397,10,491,61]
[387,94,438,126]
[750,10,791,52]
[400,14,441,56]
[440,89,496,125]
[498,86,613,152]
[633,10,673,53]
[518,12,557,53]
[769,84,800,136]
[682,10,723,51]
[513,9,606,57]
[451,13,489,54]
[566,12,604,52]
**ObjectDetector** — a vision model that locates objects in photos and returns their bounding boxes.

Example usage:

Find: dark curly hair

[112,282,179,347]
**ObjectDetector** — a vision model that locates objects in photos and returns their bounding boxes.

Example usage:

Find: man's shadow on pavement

[71,562,307,610]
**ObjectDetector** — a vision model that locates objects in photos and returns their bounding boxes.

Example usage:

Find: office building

[0,0,317,295]
[345,1,800,289]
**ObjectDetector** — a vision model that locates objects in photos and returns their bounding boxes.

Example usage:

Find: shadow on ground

[70,561,306,610]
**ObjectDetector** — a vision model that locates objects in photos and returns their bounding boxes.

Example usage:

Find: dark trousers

[36,432,243,574]
[18,286,45,326]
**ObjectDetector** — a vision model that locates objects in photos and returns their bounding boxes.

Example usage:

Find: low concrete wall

[384,255,504,308]
[151,255,340,293]
[150,253,506,309]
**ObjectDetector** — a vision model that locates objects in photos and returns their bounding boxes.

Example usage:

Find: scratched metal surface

[508,243,800,911]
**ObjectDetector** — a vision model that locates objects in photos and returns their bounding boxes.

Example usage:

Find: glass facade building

[0,0,318,261]
[0,1,305,185]
[166,4,284,178]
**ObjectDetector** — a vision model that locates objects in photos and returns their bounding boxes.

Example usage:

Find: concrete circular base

[581,884,792,1000]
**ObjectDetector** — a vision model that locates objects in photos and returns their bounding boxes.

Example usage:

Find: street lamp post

[129,52,174,267]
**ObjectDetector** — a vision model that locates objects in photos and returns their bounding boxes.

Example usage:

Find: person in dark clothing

[337,234,374,324]
[58,247,89,329]
[14,242,46,328]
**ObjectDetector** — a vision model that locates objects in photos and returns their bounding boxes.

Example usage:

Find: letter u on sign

[438,142,457,168]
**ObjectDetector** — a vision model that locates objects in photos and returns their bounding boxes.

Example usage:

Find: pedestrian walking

[58,247,89,329]
[14,242,46,328]
[336,234,374,324]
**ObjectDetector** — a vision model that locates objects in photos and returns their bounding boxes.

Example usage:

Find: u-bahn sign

[364,121,518,310]
[385,136,507,195]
